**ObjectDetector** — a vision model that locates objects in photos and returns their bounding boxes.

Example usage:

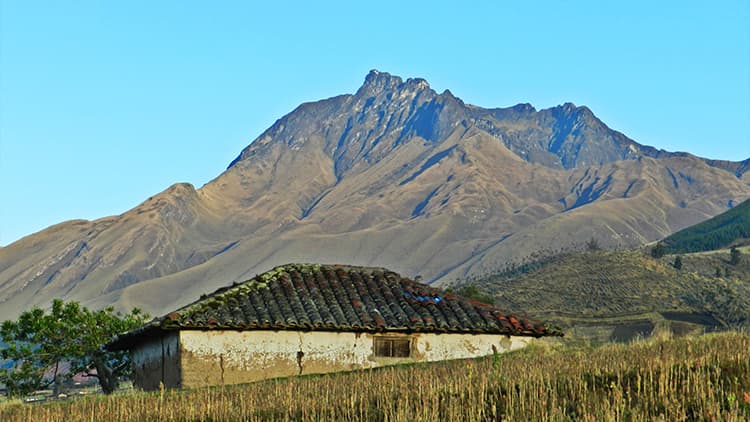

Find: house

[107,263,561,390]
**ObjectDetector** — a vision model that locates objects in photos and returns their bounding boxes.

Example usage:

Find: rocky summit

[1,70,749,319]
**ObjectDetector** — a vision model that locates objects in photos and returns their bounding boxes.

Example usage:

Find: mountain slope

[465,249,750,342]
[661,199,750,253]
[1,70,748,320]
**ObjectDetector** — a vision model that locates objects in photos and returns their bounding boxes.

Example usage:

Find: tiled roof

[108,264,561,350]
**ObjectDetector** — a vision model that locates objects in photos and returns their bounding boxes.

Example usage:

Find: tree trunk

[52,361,62,396]
[53,373,64,396]
[91,354,119,394]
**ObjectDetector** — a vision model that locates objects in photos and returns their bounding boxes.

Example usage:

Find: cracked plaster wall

[177,330,533,388]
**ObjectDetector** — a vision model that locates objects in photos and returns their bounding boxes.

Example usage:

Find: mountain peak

[404,77,430,91]
[357,70,432,97]
[359,69,403,94]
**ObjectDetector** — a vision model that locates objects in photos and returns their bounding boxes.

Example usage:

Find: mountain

[1,70,749,320]
[661,198,750,253]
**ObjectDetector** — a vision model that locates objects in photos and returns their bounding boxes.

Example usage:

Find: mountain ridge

[1,70,748,320]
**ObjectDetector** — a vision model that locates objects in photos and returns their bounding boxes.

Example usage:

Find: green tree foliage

[0,299,147,397]
[672,255,683,270]
[451,285,495,305]
[651,242,666,259]
[730,246,741,265]
[661,199,750,254]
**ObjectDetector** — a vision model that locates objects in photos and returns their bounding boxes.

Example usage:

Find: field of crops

[2,332,749,421]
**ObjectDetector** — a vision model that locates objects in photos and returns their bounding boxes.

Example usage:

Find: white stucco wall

[415,332,531,361]
[178,330,533,388]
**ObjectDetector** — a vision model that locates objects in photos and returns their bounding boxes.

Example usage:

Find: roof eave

[106,323,171,351]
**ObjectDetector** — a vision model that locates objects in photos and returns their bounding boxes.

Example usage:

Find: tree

[454,285,496,305]
[729,246,741,265]
[585,237,601,251]
[0,299,147,396]
[672,255,683,270]
[651,242,666,259]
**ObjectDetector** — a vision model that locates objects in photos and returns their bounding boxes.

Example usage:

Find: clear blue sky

[1,1,749,246]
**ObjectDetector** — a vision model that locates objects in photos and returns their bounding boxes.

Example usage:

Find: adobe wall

[131,332,180,390]
[179,330,533,388]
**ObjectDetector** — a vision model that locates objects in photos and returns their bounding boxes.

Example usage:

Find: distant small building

[107,264,560,390]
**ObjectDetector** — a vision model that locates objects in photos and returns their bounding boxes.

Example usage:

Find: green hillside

[462,249,750,343]
[662,199,750,253]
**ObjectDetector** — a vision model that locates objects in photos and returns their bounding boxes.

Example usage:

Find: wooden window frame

[373,336,411,358]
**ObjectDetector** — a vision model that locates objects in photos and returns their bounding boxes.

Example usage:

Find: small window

[374,337,411,358]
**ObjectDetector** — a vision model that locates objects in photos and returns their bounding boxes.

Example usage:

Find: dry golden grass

[2,332,749,421]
